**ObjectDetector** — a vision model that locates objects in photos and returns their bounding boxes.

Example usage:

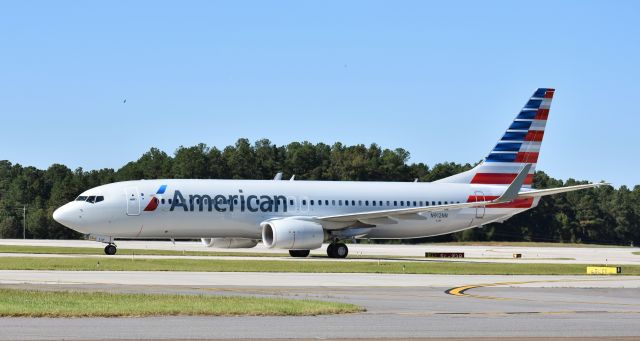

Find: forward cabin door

[474,191,485,219]
[126,187,141,216]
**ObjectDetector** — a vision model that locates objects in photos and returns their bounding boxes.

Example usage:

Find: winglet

[273,172,283,180]
[495,163,532,203]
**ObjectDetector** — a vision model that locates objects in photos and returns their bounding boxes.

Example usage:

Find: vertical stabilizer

[435,88,555,187]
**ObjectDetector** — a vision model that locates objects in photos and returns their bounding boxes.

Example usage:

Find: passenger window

[345,200,349,206]
[386,201,390,206]
[95,196,104,203]
[394,201,397,206]
[332,200,335,206]
[325,200,329,205]
[419,201,423,206]
[413,201,417,206]
[290,200,294,205]
[359,200,362,206]
[310,200,314,205]
[169,199,173,204]
[302,199,306,205]
[379,201,383,206]
[438,201,442,205]
[400,201,404,206]
[425,201,429,206]
[372,201,376,206]
[365,200,369,206]
[445,201,448,204]
[318,200,322,206]
[352,200,355,206]
[161,198,165,204]
[432,201,435,206]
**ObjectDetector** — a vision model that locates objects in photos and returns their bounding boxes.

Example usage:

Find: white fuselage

[53,179,538,240]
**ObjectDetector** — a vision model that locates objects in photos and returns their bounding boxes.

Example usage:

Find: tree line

[0,138,638,245]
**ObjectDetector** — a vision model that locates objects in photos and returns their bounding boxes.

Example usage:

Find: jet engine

[260,219,325,250]
[200,238,258,248]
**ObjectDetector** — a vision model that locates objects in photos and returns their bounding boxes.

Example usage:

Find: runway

[2,240,640,339]
[1,271,640,340]
[2,239,640,264]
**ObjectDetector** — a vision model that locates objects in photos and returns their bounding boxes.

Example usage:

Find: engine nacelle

[261,219,325,250]
[200,238,258,248]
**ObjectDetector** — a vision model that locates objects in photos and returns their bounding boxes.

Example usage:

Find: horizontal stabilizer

[518,183,608,198]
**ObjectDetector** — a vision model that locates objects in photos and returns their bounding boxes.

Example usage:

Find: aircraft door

[126,187,141,216]
[474,191,485,219]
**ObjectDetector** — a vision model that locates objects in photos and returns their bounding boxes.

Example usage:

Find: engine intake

[261,219,325,250]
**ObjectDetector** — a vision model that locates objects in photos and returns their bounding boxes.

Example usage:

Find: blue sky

[0,1,638,187]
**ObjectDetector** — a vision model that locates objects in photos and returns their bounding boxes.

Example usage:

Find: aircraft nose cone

[53,205,75,228]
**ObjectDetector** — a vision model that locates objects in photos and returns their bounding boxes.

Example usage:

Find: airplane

[53,88,605,258]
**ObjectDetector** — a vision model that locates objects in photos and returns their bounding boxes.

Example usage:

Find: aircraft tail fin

[435,88,555,187]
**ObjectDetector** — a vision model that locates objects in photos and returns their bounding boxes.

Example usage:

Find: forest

[1,138,638,245]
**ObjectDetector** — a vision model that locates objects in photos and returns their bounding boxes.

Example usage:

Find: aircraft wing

[318,199,495,224]
[318,164,533,226]
[317,165,606,228]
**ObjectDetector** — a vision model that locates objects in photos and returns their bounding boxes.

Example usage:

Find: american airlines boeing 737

[53,88,603,258]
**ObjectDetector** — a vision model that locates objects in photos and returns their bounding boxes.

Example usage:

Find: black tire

[326,243,336,258]
[289,250,310,257]
[335,243,348,258]
[104,244,117,255]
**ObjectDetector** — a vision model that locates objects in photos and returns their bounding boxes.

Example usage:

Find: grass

[0,288,361,317]
[0,244,286,257]
[0,256,638,275]
[633,252,640,256]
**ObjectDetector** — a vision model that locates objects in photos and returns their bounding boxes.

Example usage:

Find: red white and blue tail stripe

[435,88,554,187]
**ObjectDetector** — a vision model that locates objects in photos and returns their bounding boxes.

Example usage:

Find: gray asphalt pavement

[1,282,640,340]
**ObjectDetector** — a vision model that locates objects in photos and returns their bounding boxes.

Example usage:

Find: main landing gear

[104,243,117,255]
[327,242,348,259]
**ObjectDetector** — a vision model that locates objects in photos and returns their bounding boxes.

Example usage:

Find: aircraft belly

[131,211,264,239]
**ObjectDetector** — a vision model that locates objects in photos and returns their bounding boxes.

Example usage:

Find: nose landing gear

[104,244,117,255]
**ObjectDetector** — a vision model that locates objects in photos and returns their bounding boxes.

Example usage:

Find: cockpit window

[75,195,104,203]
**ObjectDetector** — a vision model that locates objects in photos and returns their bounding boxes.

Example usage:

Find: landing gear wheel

[327,243,348,259]
[334,243,348,258]
[104,244,117,255]
[289,250,310,257]
[327,243,336,258]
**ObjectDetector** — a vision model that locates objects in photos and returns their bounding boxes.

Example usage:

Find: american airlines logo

[169,190,289,213]
[143,185,167,212]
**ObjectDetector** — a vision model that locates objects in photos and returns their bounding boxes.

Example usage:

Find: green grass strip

[0,288,362,317]
[1,257,639,275]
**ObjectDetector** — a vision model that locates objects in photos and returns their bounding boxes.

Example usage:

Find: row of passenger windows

[75,195,105,203]
[166,197,460,207]
[299,199,461,207]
